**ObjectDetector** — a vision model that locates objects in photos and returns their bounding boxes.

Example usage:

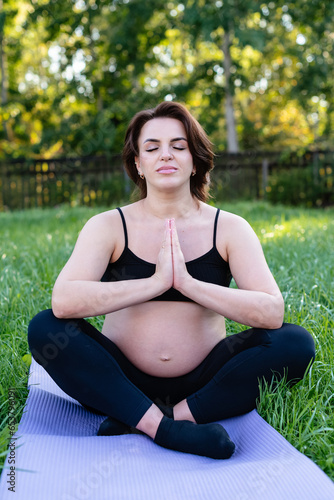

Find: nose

[160,147,173,161]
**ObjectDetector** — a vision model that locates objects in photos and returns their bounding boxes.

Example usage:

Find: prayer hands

[154,219,191,294]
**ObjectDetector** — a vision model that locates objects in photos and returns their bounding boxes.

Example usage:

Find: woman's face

[135,117,195,193]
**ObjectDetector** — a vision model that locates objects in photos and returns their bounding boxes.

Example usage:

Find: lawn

[0,201,333,479]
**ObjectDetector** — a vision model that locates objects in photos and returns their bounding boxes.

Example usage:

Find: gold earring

[138,172,145,180]
[192,171,196,176]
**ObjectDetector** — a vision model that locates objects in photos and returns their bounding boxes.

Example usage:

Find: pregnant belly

[102,301,226,377]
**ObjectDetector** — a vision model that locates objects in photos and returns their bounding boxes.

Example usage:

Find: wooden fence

[0,150,332,210]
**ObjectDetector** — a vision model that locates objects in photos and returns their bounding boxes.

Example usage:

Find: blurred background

[0,0,333,209]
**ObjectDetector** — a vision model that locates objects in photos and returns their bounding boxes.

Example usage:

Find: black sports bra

[101,207,232,302]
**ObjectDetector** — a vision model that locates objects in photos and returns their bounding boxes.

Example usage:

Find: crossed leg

[28,310,236,458]
[28,312,315,457]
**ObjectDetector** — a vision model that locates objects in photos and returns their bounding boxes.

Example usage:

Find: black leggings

[28,310,315,427]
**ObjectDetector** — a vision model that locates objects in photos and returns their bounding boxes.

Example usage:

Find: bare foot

[135,404,164,439]
[173,399,196,422]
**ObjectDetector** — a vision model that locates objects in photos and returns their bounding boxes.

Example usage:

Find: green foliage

[1,0,334,158]
[267,165,334,207]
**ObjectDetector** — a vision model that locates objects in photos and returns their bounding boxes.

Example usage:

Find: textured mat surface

[1,358,333,500]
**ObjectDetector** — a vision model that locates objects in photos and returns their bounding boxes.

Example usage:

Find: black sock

[154,416,235,459]
[97,417,142,436]
[97,404,174,437]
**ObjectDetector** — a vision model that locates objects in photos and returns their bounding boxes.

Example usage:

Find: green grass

[1,201,333,479]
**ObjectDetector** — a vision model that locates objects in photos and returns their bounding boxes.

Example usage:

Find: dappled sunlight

[256,215,333,244]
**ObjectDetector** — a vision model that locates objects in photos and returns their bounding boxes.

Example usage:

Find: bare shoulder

[116,200,144,220]
[215,208,281,294]
[83,208,120,232]
[80,205,130,242]
[218,208,251,227]
[79,201,142,247]
[201,204,250,227]
[215,209,258,259]
[54,207,131,283]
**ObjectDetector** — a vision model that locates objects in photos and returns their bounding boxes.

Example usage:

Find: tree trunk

[222,29,239,153]
[0,1,6,103]
[0,3,10,140]
[0,39,5,103]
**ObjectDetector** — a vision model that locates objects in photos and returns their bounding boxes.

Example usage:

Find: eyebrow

[143,137,188,144]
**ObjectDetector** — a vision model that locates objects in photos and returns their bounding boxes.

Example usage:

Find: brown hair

[122,101,214,201]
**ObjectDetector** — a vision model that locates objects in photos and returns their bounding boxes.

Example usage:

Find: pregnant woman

[28,101,315,459]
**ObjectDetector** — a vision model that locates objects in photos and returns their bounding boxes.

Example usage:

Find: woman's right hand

[153,219,174,292]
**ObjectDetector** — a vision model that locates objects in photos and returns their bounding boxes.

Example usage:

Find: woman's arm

[52,211,171,319]
[172,215,284,329]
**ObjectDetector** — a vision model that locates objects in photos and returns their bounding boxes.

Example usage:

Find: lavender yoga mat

[1,359,333,500]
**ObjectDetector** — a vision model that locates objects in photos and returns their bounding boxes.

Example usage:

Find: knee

[272,323,316,376]
[28,309,54,348]
[28,309,77,368]
[284,323,315,360]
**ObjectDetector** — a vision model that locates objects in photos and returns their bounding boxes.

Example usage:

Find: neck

[140,189,199,220]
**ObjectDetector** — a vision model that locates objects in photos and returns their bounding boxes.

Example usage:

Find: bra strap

[213,208,220,247]
[116,207,128,247]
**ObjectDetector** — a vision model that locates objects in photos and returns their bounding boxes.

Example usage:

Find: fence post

[262,158,269,199]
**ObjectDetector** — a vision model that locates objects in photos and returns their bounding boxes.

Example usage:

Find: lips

[157,166,177,173]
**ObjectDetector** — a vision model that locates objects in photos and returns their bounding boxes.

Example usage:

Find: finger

[157,220,172,266]
[170,219,185,263]
[170,218,180,250]
[169,219,188,291]
[154,221,174,291]
[161,219,170,250]
[165,219,172,248]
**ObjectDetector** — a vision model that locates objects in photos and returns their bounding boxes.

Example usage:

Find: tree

[239,0,334,150]
[21,0,171,156]
[0,0,20,143]
[158,0,333,151]
[281,0,334,146]
[0,0,333,159]
[172,0,270,152]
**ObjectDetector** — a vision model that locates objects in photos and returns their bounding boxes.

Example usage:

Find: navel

[160,355,171,362]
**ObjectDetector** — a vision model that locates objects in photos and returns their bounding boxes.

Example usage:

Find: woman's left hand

[169,218,192,292]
